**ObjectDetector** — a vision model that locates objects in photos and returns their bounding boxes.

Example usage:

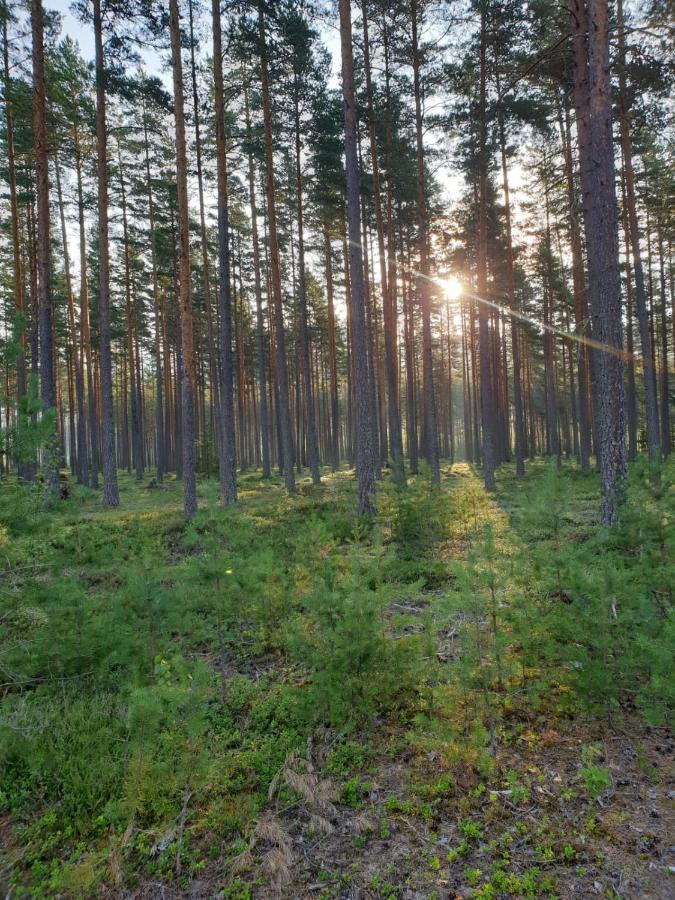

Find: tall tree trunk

[411,0,440,485]
[570,0,626,523]
[2,12,31,482]
[169,0,197,518]
[93,0,119,506]
[31,0,58,500]
[339,0,376,514]
[212,0,237,503]
[258,2,295,493]
[189,0,224,482]
[477,6,496,490]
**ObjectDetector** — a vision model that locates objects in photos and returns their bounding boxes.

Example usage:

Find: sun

[442,275,463,301]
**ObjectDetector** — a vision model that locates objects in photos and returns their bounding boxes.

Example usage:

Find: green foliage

[459,818,483,841]
[288,566,422,729]
[340,776,369,808]
[390,472,449,559]
[579,764,610,800]
[508,459,675,724]
[0,374,56,464]
[578,746,610,800]
[324,739,368,775]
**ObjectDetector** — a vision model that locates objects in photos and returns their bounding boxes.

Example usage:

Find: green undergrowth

[0,457,672,896]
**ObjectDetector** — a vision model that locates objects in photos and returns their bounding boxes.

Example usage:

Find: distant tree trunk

[324,224,340,470]
[615,0,660,463]
[73,125,98,488]
[359,170,382,478]
[619,155,638,461]
[243,76,271,478]
[495,59,524,476]
[657,222,670,457]
[141,104,165,482]
[31,0,59,500]
[411,0,439,485]
[169,0,197,518]
[401,224,418,473]
[93,0,119,506]
[543,177,561,463]
[461,306,473,461]
[477,8,496,490]
[54,152,87,485]
[339,0,376,514]
[293,71,321,485]
[570,0,626,523]
[258,1,295,494]
[212,0,237,503]
[446,305,455,463]
[559,98,592,473]
[117,144,143,481]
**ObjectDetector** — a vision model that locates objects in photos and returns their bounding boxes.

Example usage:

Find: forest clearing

[1,0,673,896]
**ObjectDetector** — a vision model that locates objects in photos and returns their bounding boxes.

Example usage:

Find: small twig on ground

[174,785,193,878]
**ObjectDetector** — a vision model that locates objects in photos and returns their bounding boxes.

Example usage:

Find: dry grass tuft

[280,753,338,817]
[260,846,293,890]
[254,812,293,852]
[353,811,375,834]
[308,813,334,835]
[229,848,254,875]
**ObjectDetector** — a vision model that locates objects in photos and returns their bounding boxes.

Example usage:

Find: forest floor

[0,461,673,899]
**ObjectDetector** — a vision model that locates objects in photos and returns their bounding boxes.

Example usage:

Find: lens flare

[443,275,462,300]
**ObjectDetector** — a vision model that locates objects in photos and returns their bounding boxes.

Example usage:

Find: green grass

[0,457,672,896]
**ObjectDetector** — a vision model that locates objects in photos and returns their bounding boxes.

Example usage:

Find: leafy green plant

[579,764,610,800]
